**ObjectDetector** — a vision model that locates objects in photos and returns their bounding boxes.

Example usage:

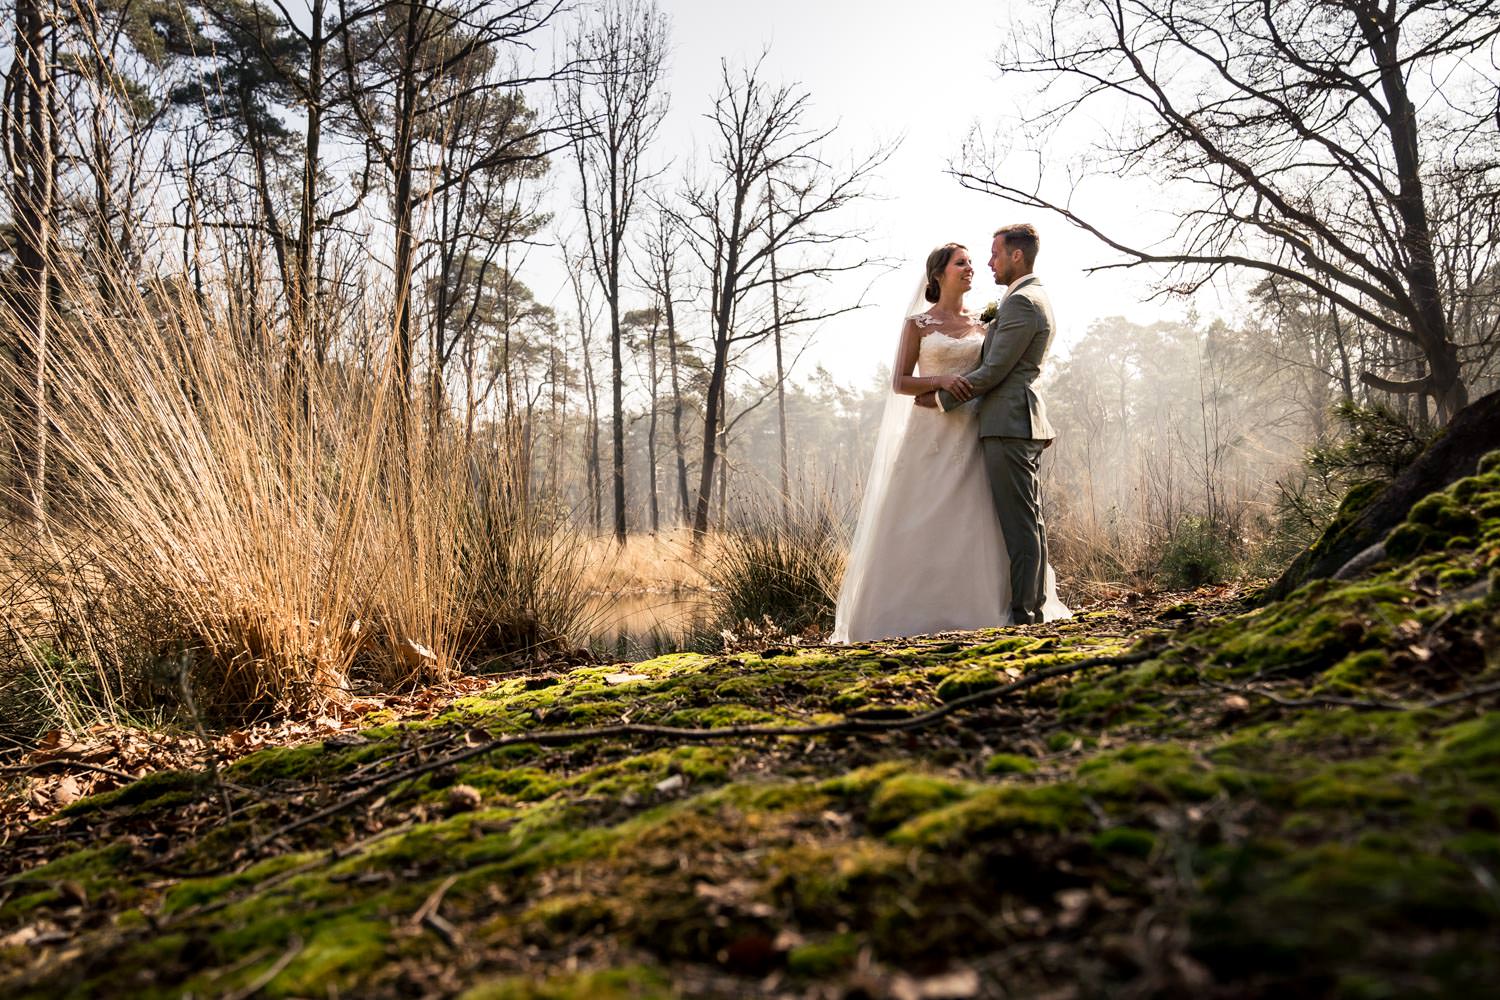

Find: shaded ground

[2,461,1499,999]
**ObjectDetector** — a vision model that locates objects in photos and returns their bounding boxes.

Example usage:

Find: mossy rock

[934,669,999,701]
[984,753,1037,776]
[1270,392,1500,597]
[867,772,972,831]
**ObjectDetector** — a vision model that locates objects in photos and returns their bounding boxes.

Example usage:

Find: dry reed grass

[574,527,708,595]
[0,253,587,733]
[704,493,847,636]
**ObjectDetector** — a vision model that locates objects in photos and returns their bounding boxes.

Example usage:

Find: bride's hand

[936,374,974,401]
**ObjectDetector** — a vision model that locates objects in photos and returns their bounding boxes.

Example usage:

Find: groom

[916,223,1056,624]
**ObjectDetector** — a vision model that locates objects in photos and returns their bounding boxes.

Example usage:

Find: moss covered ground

[3,459,1500,998]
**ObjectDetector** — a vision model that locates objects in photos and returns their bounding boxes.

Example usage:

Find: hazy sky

[539,0,1194,388]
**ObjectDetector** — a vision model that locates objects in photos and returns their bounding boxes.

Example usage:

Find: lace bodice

[916,329,984,377]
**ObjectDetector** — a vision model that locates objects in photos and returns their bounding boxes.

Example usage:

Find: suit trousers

[981,437,1048,624]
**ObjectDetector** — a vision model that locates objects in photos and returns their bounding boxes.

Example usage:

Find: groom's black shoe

[1011,607,1037,626]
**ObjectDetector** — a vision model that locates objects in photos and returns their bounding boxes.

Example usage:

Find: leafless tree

[2,0,57,520]
[674,56,890,539]
[631,201,691,524]
[564,0,669,543]
[564,242,604,532]
[336,0,561,424]
[955,0,1500,423]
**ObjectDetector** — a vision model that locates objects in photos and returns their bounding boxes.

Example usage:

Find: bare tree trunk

[692,324,730,539]
[5,0,54,521]
[567,0,669,544]
[609,273,625,541]
[1330,302,1354,404]
[584,341,602,532]
[679,63,888,540]
[646,305,660,533]
[716,403,729,528]
[293,0,326,353]
[1357,13,1466,421]
[661,261,689,524]
[767,211,790,525]
[549,343,562,496]
[389,6,424,433]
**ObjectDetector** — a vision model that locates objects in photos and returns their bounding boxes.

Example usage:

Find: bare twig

[220,934,304,1000]
[1208,678,1500,712]
[0,757,139,782]
[411,873,463,947]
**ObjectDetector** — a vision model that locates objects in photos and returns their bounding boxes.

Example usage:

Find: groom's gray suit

[935,274,1056,624]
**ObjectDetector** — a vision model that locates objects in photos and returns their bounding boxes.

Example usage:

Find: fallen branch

[411,873,464,948]
[243,646,1158,855]
[0,757,141,782]
[1209,679,1500,713]
[220,934,304,1000]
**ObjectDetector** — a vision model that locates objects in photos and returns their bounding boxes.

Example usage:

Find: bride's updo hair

[924,242,966,303]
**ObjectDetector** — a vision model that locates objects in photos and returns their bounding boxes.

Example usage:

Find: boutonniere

[979,300,998,323]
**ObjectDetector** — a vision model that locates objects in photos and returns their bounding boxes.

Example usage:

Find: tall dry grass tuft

[1044,508,1153,605]
[0,255,585,732]
[704,492,847,637]
[458,442,594,661]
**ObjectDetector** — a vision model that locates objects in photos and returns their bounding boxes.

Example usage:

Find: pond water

[582,591,712,660]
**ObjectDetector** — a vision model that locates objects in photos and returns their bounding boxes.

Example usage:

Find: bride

[831,242,1068,643]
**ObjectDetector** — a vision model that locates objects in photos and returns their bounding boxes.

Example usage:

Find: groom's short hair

[994,224,1039,267]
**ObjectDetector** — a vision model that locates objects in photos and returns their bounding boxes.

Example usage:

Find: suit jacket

[935,274,1056,440]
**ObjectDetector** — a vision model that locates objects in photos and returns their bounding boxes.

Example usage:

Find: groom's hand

[914,392,939,408]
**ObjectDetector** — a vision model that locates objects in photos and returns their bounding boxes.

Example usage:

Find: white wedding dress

[831,321,1069,643]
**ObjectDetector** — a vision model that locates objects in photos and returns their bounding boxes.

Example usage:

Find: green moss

[1450,476,1493,503]
[972,636,1043,655]
[8,482,1500,999]
[459,967,673,1000]
[1316,650,1389,693]
[1438,566,1479,588]
[769,839,909,918]
[1091,826,1157,858]
[257,915,391,997]
[983,753,1037,775]
[867,772,972,830]
[661,703,783,728]
[1046,730,1078,752]
[466,766,565,802]
[1408,494,1481,537]
[1214,709,1422,763]
[1429,714,1500,781]
[1478,451,1500,476]
[1290,770,1413,810]
[2,841,134,907]
[787,932,861,976]
[58,767,208,817]
[934,669,998,701]
[819,761,910,798]
[113,908,149,931]
[1270,842,1492,928]
[1077,745,1228,802]
[632,652,713,675]
[521,893,616,936]
[226,742,335,784]
[162,852,316,914]
[1299,478,1387,569]
[888,784,1086,847]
